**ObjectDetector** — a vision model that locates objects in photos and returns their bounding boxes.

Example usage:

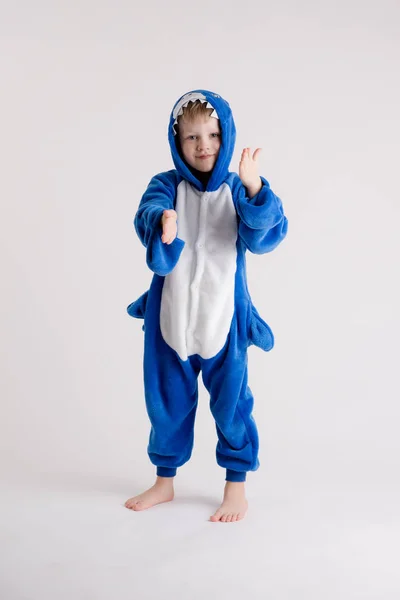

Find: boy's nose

[196,138,209,151]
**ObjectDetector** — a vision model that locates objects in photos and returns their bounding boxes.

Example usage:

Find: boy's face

[178,115,221,173]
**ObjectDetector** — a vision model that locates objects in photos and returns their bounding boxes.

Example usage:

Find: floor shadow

[17,471,222,508]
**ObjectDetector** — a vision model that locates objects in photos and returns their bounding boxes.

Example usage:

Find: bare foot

[125,476,174,511]
[210,481,248,522]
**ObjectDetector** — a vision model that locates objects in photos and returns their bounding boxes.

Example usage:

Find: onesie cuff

[225,469,247,482]
[156,466,177,478]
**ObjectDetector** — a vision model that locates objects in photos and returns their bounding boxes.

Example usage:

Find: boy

[125,90,288,522]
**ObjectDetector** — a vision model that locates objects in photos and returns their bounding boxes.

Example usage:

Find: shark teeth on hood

[172,92,219,135]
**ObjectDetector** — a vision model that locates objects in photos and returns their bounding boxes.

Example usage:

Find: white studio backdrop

[1,0,399,489]
[1,0,400,597]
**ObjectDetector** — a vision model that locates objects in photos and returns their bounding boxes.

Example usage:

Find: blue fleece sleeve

[233,175,288,254]
[134,171,185,276]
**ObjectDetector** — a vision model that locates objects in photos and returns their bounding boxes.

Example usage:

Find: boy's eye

[211,133,220,138]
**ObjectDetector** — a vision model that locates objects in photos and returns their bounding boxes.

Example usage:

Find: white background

[1,1,399,598]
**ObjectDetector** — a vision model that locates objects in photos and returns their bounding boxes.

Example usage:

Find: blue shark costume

[127,90,288,482]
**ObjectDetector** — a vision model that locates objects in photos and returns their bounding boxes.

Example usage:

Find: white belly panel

[160,180,238,361]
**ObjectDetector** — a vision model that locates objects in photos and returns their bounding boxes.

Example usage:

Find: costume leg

[200,321,260,482]
[143,284,201,476]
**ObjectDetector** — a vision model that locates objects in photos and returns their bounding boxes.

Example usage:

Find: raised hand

[161,209,177,244]
[239,147,262,198]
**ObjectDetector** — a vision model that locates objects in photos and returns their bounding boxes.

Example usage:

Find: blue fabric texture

[156,466,177,478]
[128,89,288,479]
[226,469,247,483]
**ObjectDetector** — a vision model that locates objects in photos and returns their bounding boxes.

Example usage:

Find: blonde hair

[177,100,214,124]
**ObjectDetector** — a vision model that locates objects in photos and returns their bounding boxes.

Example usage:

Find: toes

[125,498,142,510]
[210,510,223,522]
[211,507,245,523]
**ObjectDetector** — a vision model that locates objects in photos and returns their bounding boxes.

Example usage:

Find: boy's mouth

[197,154,214,159]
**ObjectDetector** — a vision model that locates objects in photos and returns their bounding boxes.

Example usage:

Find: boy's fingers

[241,147,263,159]
[162,209,177,224]
[167,222,176,234]
[162,219,177,243]
[165,233,176,244]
